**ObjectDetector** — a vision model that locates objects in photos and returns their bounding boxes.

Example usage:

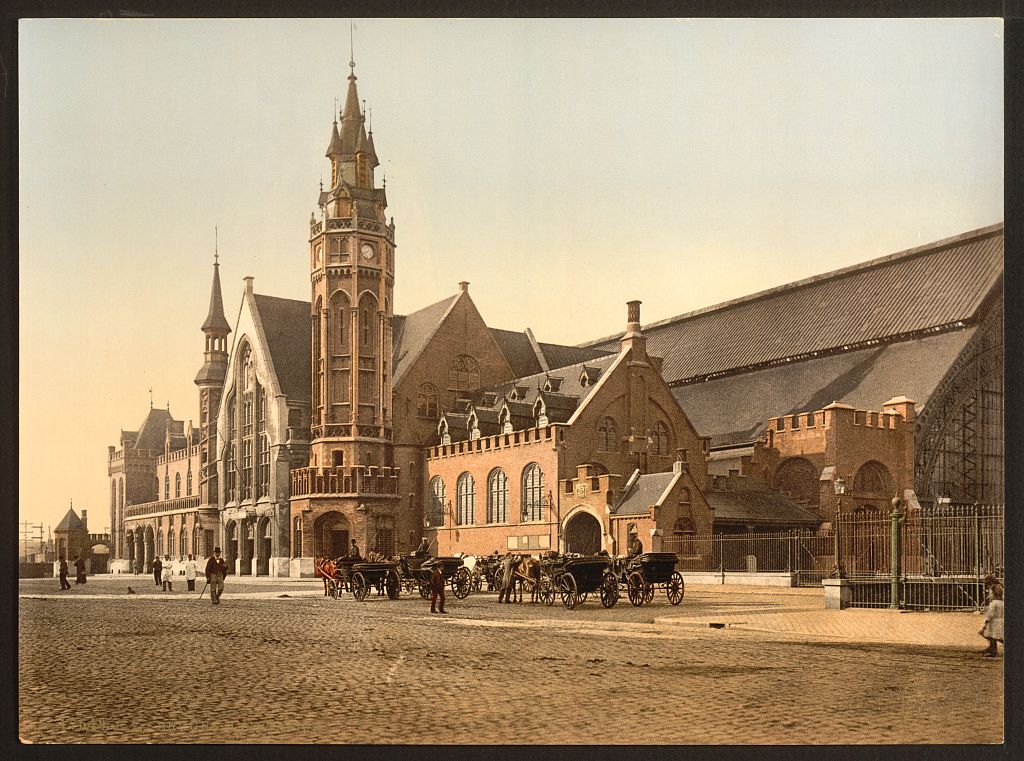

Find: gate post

[890,497,904,609]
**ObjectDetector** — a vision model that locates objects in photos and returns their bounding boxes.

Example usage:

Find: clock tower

[290,57,401,566]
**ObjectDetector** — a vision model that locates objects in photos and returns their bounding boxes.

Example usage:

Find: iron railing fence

[662,530,832,585]
[838,502,1003,610]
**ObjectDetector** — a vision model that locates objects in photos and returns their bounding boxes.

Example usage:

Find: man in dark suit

[429,563,446,614]
[58,556,71,590]
[74,554,87,584]
[152,555,163,587]
[627,533,644,559]
[205,547,229,605]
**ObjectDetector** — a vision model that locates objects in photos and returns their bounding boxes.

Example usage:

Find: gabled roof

[613,471,681,516]
[251,294,312,403]
[489,328,543,377]
[54,508,85,532]
[707,490,821,527]
[392,294,462,384]
[583,224,1003,385]
[486,353,619,422]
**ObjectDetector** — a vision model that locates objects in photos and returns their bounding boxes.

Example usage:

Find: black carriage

[398,555,473,599]
[473,555,503,592]
[350,562,402,602]
[613,552,685,607]
[324,558,361,598]
[540,554,618,610]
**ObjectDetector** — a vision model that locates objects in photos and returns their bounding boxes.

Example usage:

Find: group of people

[151,554,200,592]
[57,554,86,590]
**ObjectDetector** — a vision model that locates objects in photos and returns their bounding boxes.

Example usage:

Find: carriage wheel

[578,591,589,603]
[643,581,655,604]
[600,573,619,608]
[470,569,483,593]
[451,567,473,599]
[560,573,578,609]
[538,575,556,606]
[626,572,646,607]
[386,569,401,600]
[351,572,369,602]
[666,571,685,606]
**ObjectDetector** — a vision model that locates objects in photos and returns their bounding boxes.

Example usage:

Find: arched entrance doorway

[90,543,110,574]
[225,521,238,574]
[564,511,602,555]
[256,517,272,576]
[314,511,350,560]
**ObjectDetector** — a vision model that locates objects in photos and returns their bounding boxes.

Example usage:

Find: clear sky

[18,17,1003,534]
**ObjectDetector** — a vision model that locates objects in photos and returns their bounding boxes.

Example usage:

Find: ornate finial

[368,106,372,132]
[361,99,366,119]
[214,226,219,265]
[382,173,386,189]
[319,174,323,192]
[333,97,338,123]
[349,20,356,76]
[149,388,153,408]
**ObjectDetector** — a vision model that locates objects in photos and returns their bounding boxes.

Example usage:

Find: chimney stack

[458,281,469,293]
[244,276,255,294]
[81,510,88,530]
[620,300,648,364]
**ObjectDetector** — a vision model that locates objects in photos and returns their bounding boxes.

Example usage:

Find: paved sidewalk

[658,584,989,649]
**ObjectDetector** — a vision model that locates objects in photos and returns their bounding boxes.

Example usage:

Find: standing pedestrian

[74,554,87,585]
[152,556,163,587]
[979,584,1004,656]
[429,562,446,614]
[205,547,228,605]
[497,553,518,604]
[184,554,198,591]
[58,556,71,590]
[161,555,174,592]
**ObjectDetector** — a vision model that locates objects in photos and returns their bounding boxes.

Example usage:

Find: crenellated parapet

[290,465,401,498]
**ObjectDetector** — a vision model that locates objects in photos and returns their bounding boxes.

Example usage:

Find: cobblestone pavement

[19,578,1003,744]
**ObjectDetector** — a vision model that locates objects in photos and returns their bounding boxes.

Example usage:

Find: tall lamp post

[832,476,846,578]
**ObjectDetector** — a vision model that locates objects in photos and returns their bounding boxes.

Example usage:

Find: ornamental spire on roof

[201,229,231,334]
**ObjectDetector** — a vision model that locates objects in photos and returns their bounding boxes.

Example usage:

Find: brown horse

[509,556,543,603]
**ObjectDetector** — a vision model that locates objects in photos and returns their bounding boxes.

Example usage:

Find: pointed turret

[195,254,231,386]
[201,256,231,334]
[339,62,362,154]
[366,127,379,168]
[325,118,343,159]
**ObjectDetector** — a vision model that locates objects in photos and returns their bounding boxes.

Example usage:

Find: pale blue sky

[19,18,1003,531]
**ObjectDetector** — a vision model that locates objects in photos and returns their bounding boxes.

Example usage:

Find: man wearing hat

[205,547,229,605]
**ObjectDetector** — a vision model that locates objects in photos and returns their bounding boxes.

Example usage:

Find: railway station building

[105,60,1003,577]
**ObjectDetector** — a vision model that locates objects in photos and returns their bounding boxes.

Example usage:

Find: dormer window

[580,366,601,387]
[439,418,451,446]
[543,377,563,393]
[469,412,481,440]
[499,407,512,434]
[534,399,548,427]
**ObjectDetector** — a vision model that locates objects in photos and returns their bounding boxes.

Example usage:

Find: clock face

[360,243,374,260]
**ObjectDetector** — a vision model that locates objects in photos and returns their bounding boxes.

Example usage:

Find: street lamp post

[832,476,846,578]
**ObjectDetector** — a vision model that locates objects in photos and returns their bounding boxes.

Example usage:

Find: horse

[509,555,543,603]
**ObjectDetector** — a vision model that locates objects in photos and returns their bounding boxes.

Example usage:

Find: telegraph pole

[20,521,43,561]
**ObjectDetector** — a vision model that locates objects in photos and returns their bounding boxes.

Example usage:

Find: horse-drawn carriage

[611,551,685,606]
[350,561,402,601]
[397,555,473,599]
[539,554,619,609]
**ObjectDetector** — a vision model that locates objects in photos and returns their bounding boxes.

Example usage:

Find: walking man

[429,562,446,614]
[152,555,163,587]
[58,555,71,590]
[74,554,87,585]
[205,547,228,605]
[184,554,198,592]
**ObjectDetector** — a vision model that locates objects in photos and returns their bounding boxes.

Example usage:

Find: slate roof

[487,354,619,416]
[707,490,821,527]
[133,408,175,451]
[613,471,680,516]
[54,508,85,532]
[583,224,1002,385]
[538,341,611,372]
[392,294,461,384]
[489,328,543,377]
[251,294,312,403]
[674,327,976,446]
[201,262,231,333]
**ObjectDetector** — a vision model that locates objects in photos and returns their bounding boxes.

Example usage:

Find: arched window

[488,468,509,523]
[258,435,270,497]
[331,291,350,355]
[312,297,323,414]
[598,417,618,452]
[179,529,187,557]
[428,477,446,527]
[163,473,170,501]
[373,515,395,557]
[358,293,378,356]
[174,473,181,499]
[110,481,116,510]
[651,421,670,456]
[774,458,819,504]
[456,473,475,525]
[448,355,480,392]
[187,469,193,496]
[118,478,124,509]
[417,383,439,418]
[193,527,201,557]
[521,463,544,522]
[853,461,892,495]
